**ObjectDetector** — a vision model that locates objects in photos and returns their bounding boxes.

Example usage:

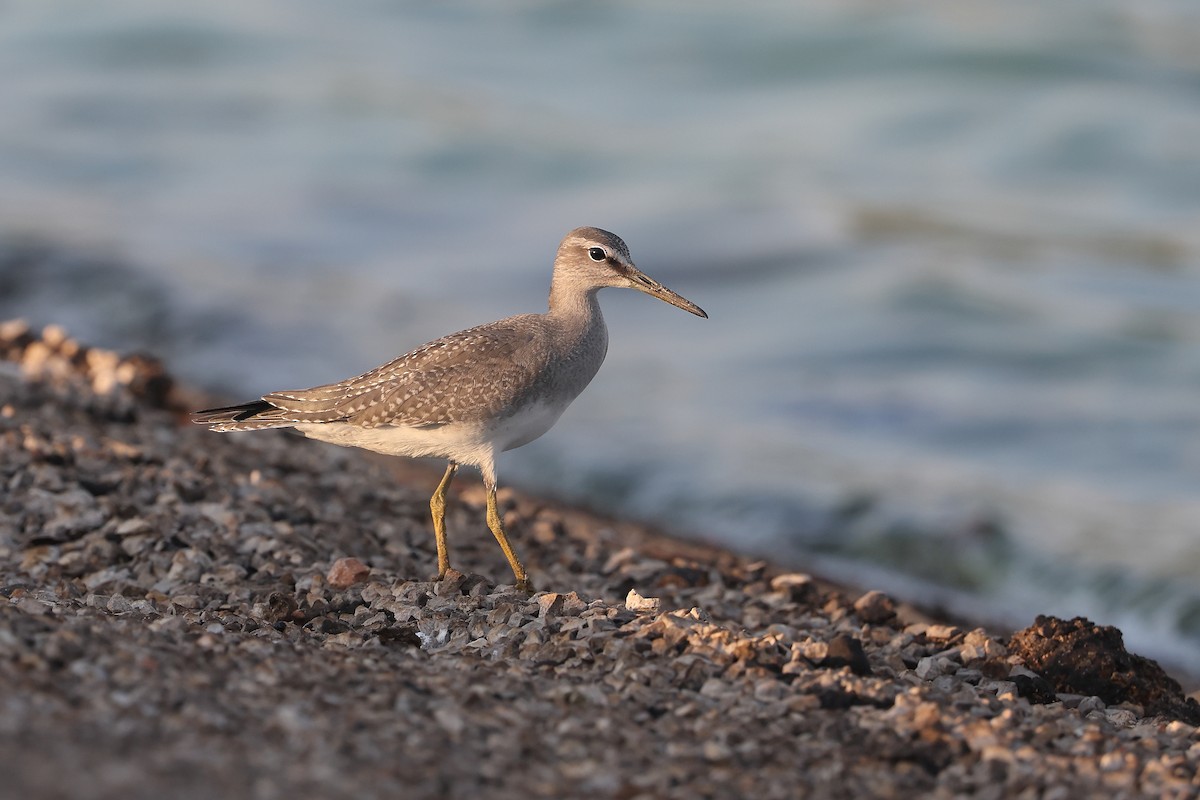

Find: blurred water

[3,1,1200,665]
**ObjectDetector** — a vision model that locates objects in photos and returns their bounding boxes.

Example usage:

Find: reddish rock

[326,557,371,589]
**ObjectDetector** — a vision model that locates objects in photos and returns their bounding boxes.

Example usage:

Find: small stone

[327,557,371,589]
[822,635,871,676]
[925,624,960,642]
[432,569,469,596]
[853,590,896,624]
[702,740,732,762]
[981,745,1015,764]
[931,675,959,694]
[786,694,821,713]
[0,318,31,341]
[82,567,128,590]
[625,589,661,614]
[1010,672,1058,704]
[770,573,815,602]
[1056,693,1086,708]
[41,324,69,348]
[798,641,829,662]
[129,599,158,616]
[530,516,563,544]
[120,534,154,557]
[752,679,787,703]
[537,592,565,618]
[956,668,983,685]
[461,574,491,597]
[114,517,153,536]
[1105,708,1138,727]
[106,594,132,614]
[991,681,1019,702]
[911,701,942,731]
[959,628,1007,662]
[166,549,212,583]
[601,548,637,574]
[560,592,589,616]
[916,656,947,680]
[14,596,48,616]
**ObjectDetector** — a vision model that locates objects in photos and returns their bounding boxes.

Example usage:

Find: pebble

[925,624,961,641]
[852,590,896,623]
[624,589,661,614]
[769,573,815,602]
[823,634,871,676]
[326,557,371,589]
[916,656,951,680]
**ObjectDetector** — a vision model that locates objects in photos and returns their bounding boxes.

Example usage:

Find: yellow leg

[485,483,530,593]
[429,461,458,579]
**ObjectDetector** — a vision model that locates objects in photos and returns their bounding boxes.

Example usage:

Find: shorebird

[192,227,706,591]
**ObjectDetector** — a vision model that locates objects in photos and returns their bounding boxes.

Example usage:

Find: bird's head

[553,226,707,318]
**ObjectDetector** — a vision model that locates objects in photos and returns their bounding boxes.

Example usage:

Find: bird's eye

[587,247,606,262]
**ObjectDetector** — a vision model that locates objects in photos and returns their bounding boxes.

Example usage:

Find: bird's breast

[497,318,607,451]
[495,398,570,452]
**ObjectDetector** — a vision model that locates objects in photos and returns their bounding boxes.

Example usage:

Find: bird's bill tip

[630,273,707,318]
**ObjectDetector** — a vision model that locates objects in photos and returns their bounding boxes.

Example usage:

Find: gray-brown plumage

[193,226,707,591]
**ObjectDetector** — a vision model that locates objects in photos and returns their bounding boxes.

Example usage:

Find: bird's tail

[190,400,294,432]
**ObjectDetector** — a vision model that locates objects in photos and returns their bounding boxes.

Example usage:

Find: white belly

[493,399,568,452]
[293,398,568,467]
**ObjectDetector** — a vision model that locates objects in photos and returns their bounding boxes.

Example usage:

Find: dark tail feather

[191,400,275,426]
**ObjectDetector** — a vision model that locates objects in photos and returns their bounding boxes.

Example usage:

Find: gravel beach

[2,321,1198,799]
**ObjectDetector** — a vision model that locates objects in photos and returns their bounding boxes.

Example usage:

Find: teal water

[3,1,1200,666]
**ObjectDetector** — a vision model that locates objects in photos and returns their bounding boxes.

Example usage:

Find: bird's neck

[546,281,609,390]
[547,281,603,333]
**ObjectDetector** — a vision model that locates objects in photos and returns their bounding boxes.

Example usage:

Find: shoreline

[2,321,1198,798]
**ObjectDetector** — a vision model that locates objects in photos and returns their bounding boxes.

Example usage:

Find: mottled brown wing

[262,317,548,427]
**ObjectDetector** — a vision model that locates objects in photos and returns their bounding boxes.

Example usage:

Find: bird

[191,226,707,592]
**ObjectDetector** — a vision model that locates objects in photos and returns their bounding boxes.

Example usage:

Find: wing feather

[201,316,550,430]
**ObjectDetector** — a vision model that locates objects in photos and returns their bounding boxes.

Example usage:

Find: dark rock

[822,634,872,676]
[261,592,299,623]
[815,687,893,710]
[1009,615,1200,724]
[1010,671,1058,704]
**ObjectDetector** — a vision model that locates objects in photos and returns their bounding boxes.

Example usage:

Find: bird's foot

[433,567,467,590]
